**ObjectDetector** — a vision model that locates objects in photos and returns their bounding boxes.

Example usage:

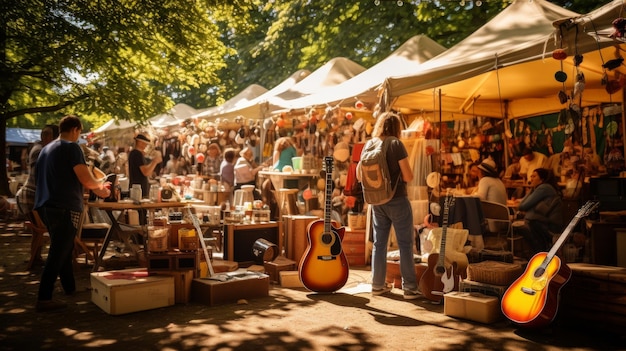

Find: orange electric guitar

[501,200,599,327]
[299,157,349,293]
[418,192,459,302]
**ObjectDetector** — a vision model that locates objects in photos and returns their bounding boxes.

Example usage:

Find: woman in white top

[473,158,508,205]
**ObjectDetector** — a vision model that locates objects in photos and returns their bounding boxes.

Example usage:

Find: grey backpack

[358,137,399,205]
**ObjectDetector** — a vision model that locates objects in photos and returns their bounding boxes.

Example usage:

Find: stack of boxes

[444,260,523,323]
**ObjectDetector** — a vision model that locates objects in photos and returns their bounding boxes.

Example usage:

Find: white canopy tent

[383,0,625,120]
[192,73,308,121]
[192,84,270,121]
[148,103,199,128]
[93,118,136,133]
[267,57,367,107]
[194,57,366,121]
[272,35,446,111]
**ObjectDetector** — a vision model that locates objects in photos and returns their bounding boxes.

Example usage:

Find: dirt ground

[0,218,624,351]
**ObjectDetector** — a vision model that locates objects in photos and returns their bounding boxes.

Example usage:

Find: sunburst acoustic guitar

[501,200,599,327]
[299,156,349,293]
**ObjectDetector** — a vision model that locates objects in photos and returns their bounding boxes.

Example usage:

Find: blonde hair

[274,137,293,153]
[372,112,402,138]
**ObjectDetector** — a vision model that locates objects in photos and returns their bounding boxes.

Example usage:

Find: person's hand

[95,182,111,198]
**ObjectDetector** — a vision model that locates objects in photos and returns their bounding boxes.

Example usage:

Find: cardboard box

[279,270,305,288]
[264,257,297,283]
[161,269,194,304]
[91,268,175,315]
[444,291,501,324]
[191,270,269,306]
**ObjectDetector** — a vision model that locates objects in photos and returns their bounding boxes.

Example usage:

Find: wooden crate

[560,263,626,334]
[343,227,366,266]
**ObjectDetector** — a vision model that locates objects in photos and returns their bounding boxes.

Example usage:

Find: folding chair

[25,210,49,270]
[75,207,111,270]
[480,200,518,252]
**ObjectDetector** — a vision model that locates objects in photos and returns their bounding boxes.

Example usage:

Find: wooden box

[191,270,269,306]
[385,260,428,289]
[90,268,175,315]
[284,215,319,263]
[343,227,366,266]
[161,269,194,304]
[279,270,305,288]
[223,222,281,264]
[264,256,297,283]
[444,291,501,324]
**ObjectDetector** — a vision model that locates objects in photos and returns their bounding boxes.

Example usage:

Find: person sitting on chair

[511,168,563,259]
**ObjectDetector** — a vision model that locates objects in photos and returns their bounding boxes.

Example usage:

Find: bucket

[147,226,169,253]
[292,157,303,171]
[251,238,279,264]
[178,228,197,251]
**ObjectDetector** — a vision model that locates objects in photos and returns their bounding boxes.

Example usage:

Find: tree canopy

[1,0,604,195]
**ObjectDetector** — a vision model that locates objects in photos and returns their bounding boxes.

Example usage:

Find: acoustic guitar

[501,200,599,327]
[419,192,459,302]
[299,157,349,293]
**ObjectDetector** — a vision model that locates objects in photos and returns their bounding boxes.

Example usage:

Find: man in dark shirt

[34,115,111,312]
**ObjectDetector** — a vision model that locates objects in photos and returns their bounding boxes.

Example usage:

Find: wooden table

[87,200,192,271]
[258,170,319,218]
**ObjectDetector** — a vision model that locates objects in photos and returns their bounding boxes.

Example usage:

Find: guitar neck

[437,195,453,267]
[324,157,333,234]
[543,201,599,266]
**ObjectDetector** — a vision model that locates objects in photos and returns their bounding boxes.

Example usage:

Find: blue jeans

[371,196,416,291]
[38,206,77,300]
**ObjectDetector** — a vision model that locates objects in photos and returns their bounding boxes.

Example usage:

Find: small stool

[277,188,300,216]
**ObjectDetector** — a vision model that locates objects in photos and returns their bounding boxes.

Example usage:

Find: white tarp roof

[148,103,198,128]
[267,57,366,109]
[93,118,136,133]
[192,73,309,121]
[192,84,269,121]
[385,0,625,120]
[273,35,446,110]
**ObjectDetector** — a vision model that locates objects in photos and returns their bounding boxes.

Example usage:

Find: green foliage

[1,0,229,124]
[196,0,513,104]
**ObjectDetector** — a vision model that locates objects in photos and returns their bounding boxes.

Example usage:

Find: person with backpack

[357,112,419,299]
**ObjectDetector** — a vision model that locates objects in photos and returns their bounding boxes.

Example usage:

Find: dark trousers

[514,219,553,258]
[38,206,76,300]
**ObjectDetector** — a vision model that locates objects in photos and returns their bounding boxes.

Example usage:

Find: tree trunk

[0,116,11,196]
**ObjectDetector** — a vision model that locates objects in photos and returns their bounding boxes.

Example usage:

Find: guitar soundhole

[321,233,332,245]
[534,267,545,278]
[435,266,445,275]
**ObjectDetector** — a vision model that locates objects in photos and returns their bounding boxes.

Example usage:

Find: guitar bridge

[521,287,536,295]
[317,255,336,261]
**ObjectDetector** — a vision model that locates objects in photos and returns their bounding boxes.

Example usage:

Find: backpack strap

[382,137,401,193]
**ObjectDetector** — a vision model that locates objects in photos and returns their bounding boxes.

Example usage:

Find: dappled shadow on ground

[1,219,624,350]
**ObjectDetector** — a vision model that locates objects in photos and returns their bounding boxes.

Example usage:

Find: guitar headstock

[443,191,455,209]
[577,200,600,218]
[323,156,334,174]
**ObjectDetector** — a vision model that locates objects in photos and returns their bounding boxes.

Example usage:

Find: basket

[348,213,365,229]
[467,260,523,286]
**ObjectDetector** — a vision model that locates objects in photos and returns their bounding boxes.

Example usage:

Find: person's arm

[74,164,111,198]
[399,157,413,183]
[140,152,162,177]
[518,185,549,211]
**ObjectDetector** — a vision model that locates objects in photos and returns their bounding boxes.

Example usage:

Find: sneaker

[36,300,67,312]
[371,285,392,296]
[403,289,421,300]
